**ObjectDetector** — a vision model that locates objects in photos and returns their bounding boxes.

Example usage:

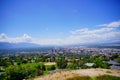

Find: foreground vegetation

[0,62,56,80]
[0,52,120,80]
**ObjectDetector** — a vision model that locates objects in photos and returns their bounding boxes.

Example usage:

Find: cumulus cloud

[68,30,120,44]
[0,20,120,45]
[67,20,120,44]
[98,20,120,27]
[0,33,32,43]
[0,33,7,39]
[69,29,120,44]
[22,34,31,41]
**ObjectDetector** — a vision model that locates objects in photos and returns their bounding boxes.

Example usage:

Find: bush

[3,63,45,80]
[46,65,56,71]
[67,63,78,69]
[5,65,26,80]
[51,65,56,70]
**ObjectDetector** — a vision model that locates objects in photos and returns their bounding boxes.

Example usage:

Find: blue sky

[0,0,120,45]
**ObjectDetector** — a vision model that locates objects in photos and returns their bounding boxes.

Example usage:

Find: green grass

[97,75,120,80]
[43,70,49,75]
[91,77,96,80]
[66,76,91,80]
[106,71,112,73]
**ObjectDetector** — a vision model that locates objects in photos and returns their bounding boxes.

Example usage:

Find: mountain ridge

[0,42,120,49]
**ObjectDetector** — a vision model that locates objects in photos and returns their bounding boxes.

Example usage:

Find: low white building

[85,63,94,67]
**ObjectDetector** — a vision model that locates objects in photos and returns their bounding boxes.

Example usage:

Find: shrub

[3,63,45,80]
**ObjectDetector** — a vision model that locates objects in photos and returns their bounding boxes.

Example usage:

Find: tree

[56,57,67,69]
[41,64,46,71]
[116,58,120,63]
[5,65,26,80]
[94,57,109,68]
[51,65,56,70]
[67,63,78,69]
[3,63,45,80]
[67,58,79,69]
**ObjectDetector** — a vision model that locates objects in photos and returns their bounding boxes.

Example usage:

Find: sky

[0,0,120,45]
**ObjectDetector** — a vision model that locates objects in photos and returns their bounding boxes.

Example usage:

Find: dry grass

[75,68,120,77]
[34,70,78,80]
[66,76,91,80]
[44,62,56,66]
[34,68,120,80]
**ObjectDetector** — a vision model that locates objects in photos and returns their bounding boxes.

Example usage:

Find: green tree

[94,57,109,68]
[67,63,78,69]
[94,57,103,68]
[5,65,26,80]
[51,65,56,70]
[56,57,67,69]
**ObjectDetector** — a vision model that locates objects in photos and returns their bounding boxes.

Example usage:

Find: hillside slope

[34,68,120,80]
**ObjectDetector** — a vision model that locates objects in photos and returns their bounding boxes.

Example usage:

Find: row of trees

[1,53,118,68]
[56,56,109,69]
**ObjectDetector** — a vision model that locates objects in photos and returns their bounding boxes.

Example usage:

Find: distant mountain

[67,42,120,49]
[0,42,120,50]
[86,42,120,49]
[0,42,41,49]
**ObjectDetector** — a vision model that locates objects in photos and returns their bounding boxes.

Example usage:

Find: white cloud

[70,28,88,34]
[70,27,114,35]
[69,26,120,44]
[32,39,63,45]
[98,20,120,27]
[0,20,120,45]
[22,34,31,41]
[0,33,32,43]
[0,33,7,39]
[0,28,120,45]
[68,20,120,44]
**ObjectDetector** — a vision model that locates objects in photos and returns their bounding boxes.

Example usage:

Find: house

[108,60,120,70]
[110,65,120,70]
[85,63,94,67]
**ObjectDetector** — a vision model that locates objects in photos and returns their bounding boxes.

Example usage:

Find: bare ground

[44,62,56,66]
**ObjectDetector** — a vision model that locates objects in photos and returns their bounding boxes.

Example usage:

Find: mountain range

[0,42,120,49]
[0,42,41,49]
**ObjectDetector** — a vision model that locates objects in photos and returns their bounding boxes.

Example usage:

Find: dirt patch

[44,62,56,66]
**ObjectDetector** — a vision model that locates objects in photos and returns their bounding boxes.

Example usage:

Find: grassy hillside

[34,69,120,80]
